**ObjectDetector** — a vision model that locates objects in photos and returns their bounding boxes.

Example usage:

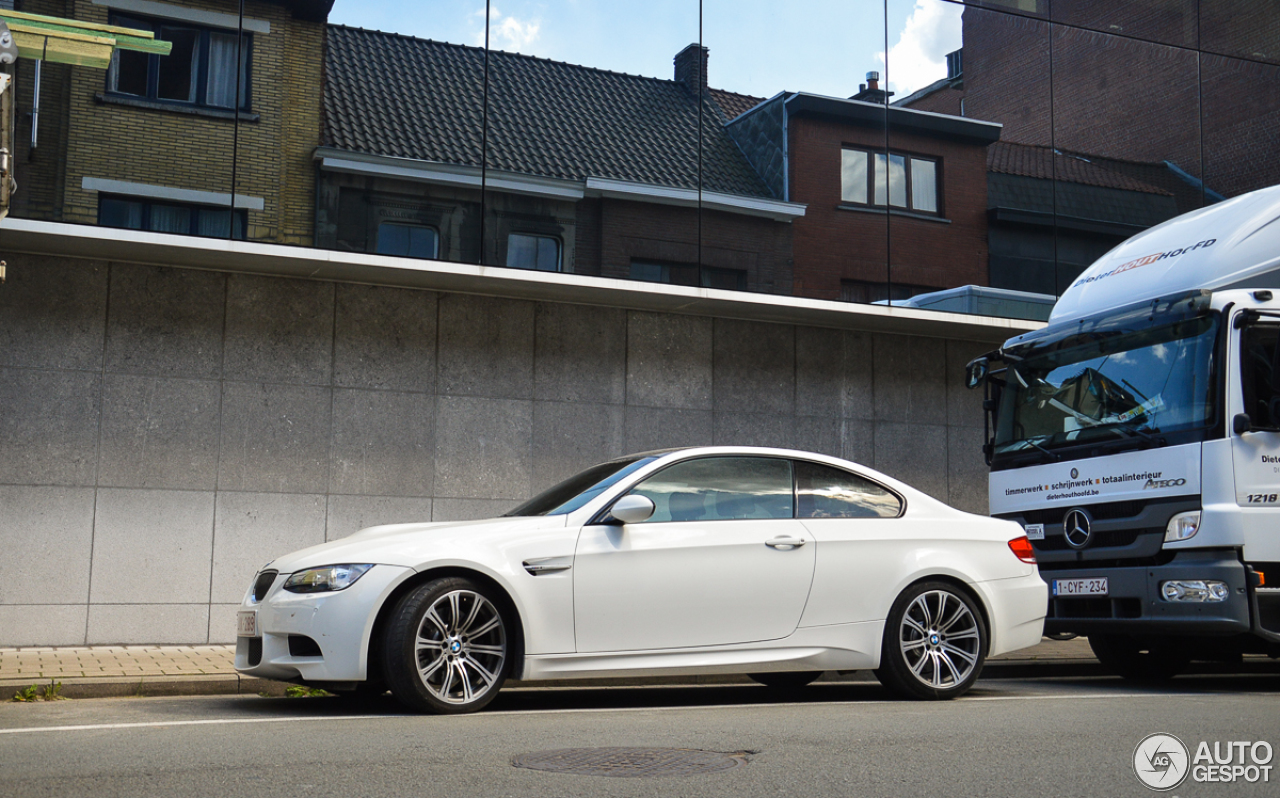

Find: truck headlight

[1161,580,1229,602]
[1164,511,1201,543]
[283,564,374,593]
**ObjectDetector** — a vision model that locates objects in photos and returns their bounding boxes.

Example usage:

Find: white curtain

[149,205,191,234]
[207,33,247,108]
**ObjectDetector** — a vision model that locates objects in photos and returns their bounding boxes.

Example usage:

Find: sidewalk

[0,637,1104,700]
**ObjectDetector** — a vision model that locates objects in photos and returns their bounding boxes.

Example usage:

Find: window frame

[375,222,440,259]
[106,13,253,112]
[506,232,563,272]
[594,455,907,524]
[97,193,247,239]
[794,459,906,520]
[840,147,942,216]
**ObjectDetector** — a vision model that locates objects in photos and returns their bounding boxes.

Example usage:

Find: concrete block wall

[0,253,991,647]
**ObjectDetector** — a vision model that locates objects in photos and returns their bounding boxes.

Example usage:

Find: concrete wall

[0,253,991,647]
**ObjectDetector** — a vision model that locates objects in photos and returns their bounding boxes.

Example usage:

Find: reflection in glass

[629,457,794,523]
[887,153,907,208]
[841,149,869,204]
[796,461,900,519]
[911,158,937,213]
[376,224,439,259]
[506,234,561,272]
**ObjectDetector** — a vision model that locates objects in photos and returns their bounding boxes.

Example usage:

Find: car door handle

[765,536,806,549]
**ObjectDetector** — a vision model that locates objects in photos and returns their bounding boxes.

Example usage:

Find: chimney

[850,70,895,104]
[674,43,709,95]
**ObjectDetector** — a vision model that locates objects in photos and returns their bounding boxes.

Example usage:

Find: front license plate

[1052,577,1109,597]
[236,610,258,637]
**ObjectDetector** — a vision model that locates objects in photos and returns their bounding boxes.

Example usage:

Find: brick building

[725,83,1000,302]
[316,32,803,294]
[10,0,329,246]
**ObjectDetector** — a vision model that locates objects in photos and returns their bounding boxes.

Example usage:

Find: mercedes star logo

[1070,467,1079,479]
[1063,507,1093,549]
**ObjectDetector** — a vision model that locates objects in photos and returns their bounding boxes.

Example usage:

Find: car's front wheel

[382,577,511,714]
[874,581,987,700]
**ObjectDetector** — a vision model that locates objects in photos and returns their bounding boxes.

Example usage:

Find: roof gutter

[315,148,808,221]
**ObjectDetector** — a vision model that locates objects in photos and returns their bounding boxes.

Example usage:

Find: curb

[3,659,1101,701]
[7,657,1273,702]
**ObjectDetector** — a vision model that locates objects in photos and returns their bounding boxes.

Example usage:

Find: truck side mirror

[965,358,988,389]
[1234,413,1253,435]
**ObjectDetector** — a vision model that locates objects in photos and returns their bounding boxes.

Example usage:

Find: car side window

[627,457,794,522]
[1241,323,1280,430]
[795,460,901,519]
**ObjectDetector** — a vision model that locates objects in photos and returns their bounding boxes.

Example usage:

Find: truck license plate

[1052,578,1108,597]
[236,610,258,637]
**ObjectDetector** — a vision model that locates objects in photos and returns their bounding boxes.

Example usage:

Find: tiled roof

[710,88,765,121]
[988,142,1172,196]
[323,26,774,198]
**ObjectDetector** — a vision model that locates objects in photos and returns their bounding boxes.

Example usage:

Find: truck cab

[968,185,1280,678]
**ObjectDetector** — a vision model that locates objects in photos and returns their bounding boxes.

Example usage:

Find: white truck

[966,185,1280,678]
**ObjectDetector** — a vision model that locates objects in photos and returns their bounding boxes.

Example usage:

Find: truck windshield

[993,313,1220,460]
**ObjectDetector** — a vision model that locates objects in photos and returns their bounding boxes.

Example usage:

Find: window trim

[105,12,253,112]
[840,146,942,216]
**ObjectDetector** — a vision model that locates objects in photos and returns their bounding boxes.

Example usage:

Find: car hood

[265,515,571,574]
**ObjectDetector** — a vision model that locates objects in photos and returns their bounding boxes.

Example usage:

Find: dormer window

[841,148,940,215]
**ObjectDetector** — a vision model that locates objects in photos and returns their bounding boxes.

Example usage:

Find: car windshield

[504,456,658,517]
[993,313,1219,459]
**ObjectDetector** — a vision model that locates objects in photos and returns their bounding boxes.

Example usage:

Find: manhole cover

[511,747,751,778]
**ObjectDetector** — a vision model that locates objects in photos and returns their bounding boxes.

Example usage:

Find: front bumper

[1042,550,1251,636]
[234,564,413,682]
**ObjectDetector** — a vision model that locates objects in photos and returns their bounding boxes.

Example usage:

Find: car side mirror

[1234,413,1253,435]
[608,494,655,525]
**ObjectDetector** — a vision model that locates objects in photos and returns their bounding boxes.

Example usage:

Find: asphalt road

[2,674,1279,798]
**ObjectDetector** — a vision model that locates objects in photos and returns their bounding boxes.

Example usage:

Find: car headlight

[283,564,374,593]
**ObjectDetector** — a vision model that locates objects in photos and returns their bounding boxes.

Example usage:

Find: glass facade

[4,0,1277,321]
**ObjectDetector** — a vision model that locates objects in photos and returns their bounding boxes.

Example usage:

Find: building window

[507,234,561,271]
[98,195,246,238]
[841,148,939,214]
[107,15,250,110]
[840,279,938,305]
[376,223,439,259]
[631,260,748,291]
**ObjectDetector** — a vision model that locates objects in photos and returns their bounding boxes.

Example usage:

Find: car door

[573,456,816,653]
[791,460,909,628]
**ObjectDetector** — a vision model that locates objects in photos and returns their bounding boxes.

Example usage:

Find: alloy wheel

[897,589,981,689]
[414,589,507,704]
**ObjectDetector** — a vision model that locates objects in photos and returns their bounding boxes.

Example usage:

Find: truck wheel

[874,581,988,700]
[1087,634,1187,681]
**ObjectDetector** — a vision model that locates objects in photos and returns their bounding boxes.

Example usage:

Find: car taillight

[1008,535,1037,564]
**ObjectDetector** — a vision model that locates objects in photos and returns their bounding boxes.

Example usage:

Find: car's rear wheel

[382,577,510,714]
[874,581,987,700]
[747,671,823,689]
[1087,634,1187,681]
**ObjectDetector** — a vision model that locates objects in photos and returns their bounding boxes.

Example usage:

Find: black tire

[874,581,988,700]
[747,671,823,689]
[1087,634,1187,681]
[381,577,512,714]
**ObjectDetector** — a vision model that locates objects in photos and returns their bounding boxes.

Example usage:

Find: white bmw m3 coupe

[235,447,1046,712]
